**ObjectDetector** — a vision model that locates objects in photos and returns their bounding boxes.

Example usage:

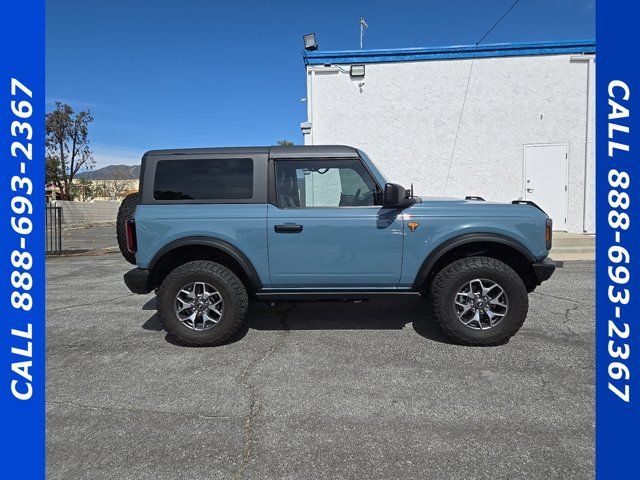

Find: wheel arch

[148,237,262,293]
[413,233,538,292]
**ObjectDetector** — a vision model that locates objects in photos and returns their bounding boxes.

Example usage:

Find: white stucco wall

[303,53,595,233]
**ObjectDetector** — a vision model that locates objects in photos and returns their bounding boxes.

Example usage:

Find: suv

[119,145,555,346]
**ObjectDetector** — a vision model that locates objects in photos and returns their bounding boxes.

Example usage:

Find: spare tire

[116,192,139,264]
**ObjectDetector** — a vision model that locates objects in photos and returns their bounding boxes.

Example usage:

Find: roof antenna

[360,16,368,50]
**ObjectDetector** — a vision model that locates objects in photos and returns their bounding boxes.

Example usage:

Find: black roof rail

[512,199,546,213]
[465,196,485,201]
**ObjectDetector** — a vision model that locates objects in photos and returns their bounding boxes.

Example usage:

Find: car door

[267,157,404,288]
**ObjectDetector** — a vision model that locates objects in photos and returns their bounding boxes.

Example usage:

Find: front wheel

[431,256,528,346]
[157,260,248,346]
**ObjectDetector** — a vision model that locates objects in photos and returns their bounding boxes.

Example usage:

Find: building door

[523,144,568,231]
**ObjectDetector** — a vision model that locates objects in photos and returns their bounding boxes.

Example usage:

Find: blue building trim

[303,40,596,65]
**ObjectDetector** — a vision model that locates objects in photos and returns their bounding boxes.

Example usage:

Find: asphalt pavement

[46,254,594,480]
[59,223,118,253]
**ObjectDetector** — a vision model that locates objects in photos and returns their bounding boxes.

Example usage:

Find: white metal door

[523,144,568,230]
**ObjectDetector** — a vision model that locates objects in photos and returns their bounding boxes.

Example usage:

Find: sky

[46,0,595,168]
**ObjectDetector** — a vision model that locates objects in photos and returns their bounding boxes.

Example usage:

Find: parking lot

[46,253,594,480]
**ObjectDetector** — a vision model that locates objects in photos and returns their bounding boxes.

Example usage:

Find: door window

[275,159,380,208]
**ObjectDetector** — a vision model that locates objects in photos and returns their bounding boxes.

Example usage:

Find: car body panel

[266,204,404,287]
[134,203,271,285]
[398,199,549,286]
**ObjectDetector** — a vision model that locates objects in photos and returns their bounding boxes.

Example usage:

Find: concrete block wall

[53,200,120,226]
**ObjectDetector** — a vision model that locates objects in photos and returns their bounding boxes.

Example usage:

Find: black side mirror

[383,183,407,208]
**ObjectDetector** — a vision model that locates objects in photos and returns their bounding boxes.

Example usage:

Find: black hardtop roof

[270,145,359,158]
[143,145,359,159]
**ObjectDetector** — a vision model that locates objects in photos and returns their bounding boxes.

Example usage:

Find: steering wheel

[361,190,374,205]
[352,188,362,206]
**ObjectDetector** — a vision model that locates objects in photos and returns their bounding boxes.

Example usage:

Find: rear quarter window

[153,158,253,200]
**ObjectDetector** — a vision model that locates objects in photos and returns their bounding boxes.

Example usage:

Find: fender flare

[149,236,262,290]
[412,233,536,289]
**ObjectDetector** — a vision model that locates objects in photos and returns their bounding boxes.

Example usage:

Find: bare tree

[45,102,95,200]
[70,179,97,202]
[277,140,294,146]
[98,179,130,200]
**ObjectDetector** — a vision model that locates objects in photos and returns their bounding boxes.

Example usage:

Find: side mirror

[383,183,407,208]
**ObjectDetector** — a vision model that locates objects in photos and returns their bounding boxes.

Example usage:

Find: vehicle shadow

[140,296,456,346]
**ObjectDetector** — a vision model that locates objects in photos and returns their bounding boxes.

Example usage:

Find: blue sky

[46,0,594,168]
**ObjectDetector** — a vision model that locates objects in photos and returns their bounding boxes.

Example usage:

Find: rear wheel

[157,260,248,346]
[116,192,139,264]
[431,256,528,346]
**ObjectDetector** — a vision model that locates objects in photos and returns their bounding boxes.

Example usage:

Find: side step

[255,291,420,301]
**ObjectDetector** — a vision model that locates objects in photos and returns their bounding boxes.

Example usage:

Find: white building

[301,41,595,233]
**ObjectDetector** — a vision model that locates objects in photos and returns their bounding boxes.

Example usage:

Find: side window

[153,158,253,200]
[275,159,380,208]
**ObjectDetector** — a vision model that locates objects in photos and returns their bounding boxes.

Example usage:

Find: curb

[46,247,120,258]
[62,222,116,231]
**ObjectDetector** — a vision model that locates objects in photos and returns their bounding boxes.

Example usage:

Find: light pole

[360,16,368,50]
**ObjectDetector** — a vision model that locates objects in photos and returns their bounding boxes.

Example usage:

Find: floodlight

[350,65,365,77]
[303,33,318,51]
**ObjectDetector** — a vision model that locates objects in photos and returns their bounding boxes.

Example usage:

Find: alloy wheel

[175,281,223,331]
[454,278,509,331]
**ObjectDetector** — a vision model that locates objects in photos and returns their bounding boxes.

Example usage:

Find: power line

[442,0,522,194]
[443,60,475,195]
[476,0,521,46]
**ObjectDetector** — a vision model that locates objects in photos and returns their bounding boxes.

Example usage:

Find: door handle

[274,224,303,233]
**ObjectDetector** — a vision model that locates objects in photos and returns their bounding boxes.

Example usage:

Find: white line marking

[615,231,621,243]
[20,238,25,249]
[20,163,25,174]
[615,307,621,318]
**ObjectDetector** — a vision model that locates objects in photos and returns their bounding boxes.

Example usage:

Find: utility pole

[360,16,368,50]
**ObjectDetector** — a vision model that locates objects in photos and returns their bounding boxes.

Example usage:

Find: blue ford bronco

[118,145,555,346]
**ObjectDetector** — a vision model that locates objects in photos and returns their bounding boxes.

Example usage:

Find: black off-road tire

[157,260,248,347]
[116,192,139,264]
[431,256,528,346]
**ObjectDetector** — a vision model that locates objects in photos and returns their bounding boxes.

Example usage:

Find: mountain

[77,164,141,180]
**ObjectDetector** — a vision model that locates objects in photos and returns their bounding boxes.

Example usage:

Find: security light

[303,33,318,51]
[350,64,365,77]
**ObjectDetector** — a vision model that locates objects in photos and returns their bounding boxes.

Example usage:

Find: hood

[406,196,550,220]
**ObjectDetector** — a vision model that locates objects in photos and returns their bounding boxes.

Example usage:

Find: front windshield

[357,149,390,186]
